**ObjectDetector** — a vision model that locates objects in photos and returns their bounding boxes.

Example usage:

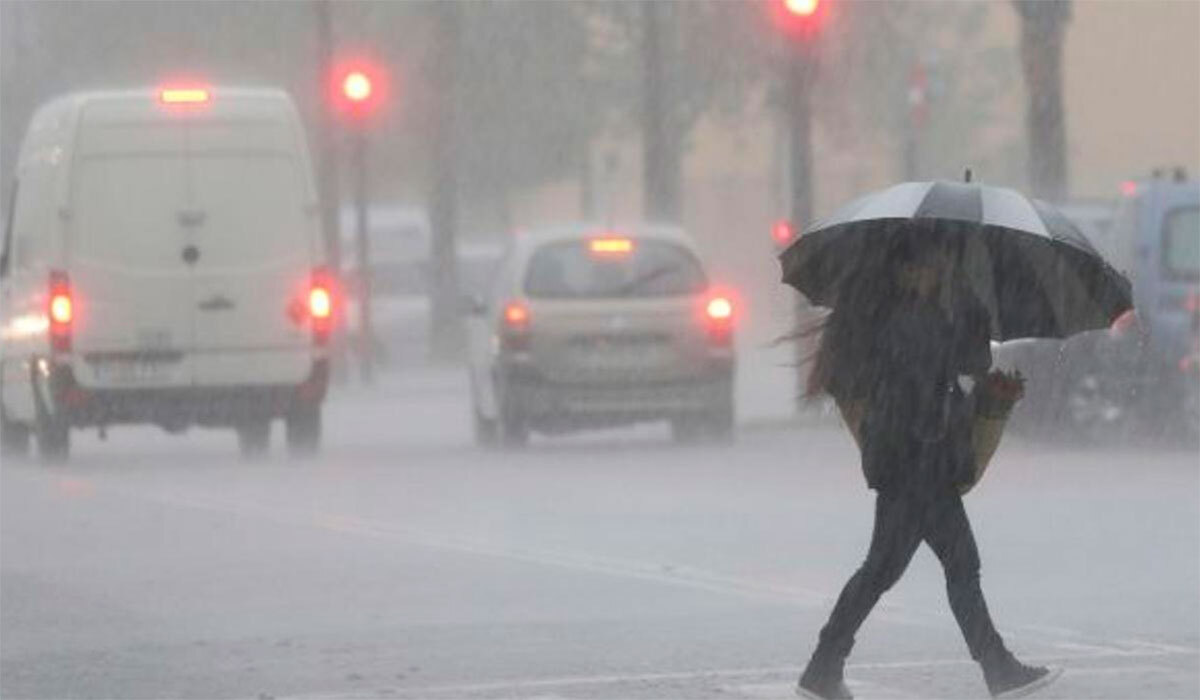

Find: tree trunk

[429,2,465,362]
[1015,0,1071,202]
[311,0,348,379]
[641,2,682,223]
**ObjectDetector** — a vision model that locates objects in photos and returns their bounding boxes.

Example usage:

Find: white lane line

[99,484,1200,663]
[285,650,1198,699]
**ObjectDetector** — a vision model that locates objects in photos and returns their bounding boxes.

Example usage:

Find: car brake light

[589,238,634,256]
[500,301,531,352]
[1185,292,1200,314]
[702,293,735,346]
[48,271,72,352]
[706,296,733,321]
[160,87,210,104]
[1120,180,1139,197]
[1109,309,1137,338]
[503,301,529,328]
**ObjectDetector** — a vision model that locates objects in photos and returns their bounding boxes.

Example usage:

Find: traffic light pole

[351,127,374,384]
[785,42,816,411]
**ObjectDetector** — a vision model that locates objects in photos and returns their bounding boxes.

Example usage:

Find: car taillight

[500,301,531,351]
[310,268,336,345]
[703,293,735,346]
[589,237,634,257]
[48,271,72,352]
[1109,309,1138,339]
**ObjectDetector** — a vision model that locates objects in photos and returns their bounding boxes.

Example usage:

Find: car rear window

[1162,206,1199,281]
[524,239,707,299]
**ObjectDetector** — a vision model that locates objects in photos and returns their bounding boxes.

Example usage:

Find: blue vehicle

[1056,169,1200,442]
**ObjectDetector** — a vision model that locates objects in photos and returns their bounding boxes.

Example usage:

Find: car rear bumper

[499,362,733,430]
[40,359,329,429]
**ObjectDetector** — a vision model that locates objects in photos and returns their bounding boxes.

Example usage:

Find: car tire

[473,406,499,448]
[237,419,271,459]
[35,415,70,464]
[672,391,735,444]
[1063,370,1126,445]
[285,404,322,458]
[706,401,736,443]
[1,407,31,461]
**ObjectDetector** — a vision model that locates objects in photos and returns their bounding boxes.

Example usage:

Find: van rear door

[189,153,314,386]
[70,140,195,389]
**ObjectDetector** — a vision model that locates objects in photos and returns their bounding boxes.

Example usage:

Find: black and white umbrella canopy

[779,180,1134,341]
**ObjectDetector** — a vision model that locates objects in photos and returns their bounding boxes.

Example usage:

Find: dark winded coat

[844,294,992,494]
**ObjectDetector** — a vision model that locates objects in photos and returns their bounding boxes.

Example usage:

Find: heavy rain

[0,2,1197,699]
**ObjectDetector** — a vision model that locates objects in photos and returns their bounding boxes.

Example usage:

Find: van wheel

[237,419,271,459]
[285,404,322,457]
[2,411,31,460]
[670,416,705,444]
[499,407,529,448]
[36,416,70,464]
[473,408,499,448]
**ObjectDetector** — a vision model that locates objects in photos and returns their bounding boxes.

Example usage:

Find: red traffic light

[330,59,388,122]
[342,71,372,103]
[773,0,827,37]
[772,219,796,247]
[784,0,819,16]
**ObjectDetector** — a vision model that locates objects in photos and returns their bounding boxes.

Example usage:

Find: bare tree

[1014,0,1071,201]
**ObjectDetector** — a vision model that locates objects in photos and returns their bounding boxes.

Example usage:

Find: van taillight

[310,268,336,345]
[500,301,531,351]
[48,271,72,352]
[310,287,332,320]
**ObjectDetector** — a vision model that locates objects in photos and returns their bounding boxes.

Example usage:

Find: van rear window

[1162,206,1199,281]
[524,239,707,299]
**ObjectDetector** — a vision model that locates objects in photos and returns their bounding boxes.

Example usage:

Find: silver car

[466,224,736,446]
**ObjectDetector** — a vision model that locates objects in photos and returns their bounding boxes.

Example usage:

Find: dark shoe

[796,666,853,700]
[984,656,1063,699]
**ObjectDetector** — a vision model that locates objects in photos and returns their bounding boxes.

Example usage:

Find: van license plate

[94,360,170,383]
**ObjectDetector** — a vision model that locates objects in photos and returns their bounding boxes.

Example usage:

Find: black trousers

[813,488,1006,665]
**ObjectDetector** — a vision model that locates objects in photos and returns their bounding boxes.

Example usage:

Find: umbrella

[778,179,1133,341]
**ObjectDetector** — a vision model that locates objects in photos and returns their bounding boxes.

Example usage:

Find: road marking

[28,472,1197,673]
[284,651,1198,699]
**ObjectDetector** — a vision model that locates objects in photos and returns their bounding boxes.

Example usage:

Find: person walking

[796,228,1062,700]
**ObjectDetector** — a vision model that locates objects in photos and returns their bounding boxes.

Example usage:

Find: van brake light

[310,287,332,320]
[160,88,210,104]
[48,271,72,352]
[309,268,336,345]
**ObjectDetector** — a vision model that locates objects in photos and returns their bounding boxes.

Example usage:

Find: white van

[0,87,333,461]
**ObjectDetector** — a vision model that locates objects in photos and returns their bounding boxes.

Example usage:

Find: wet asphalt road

[2,371,1197,699]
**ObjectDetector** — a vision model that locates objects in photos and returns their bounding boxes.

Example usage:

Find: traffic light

[771,219,797,249]
[343,71,372,104]
[773,0,827,38]
[330,60,387,123]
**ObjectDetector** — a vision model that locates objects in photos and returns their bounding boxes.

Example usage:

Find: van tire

[285,404,322,457]
[499,409,529,448]
[237,419,271,458]
[671,402,734,445]
[474,411,499,448]
[36,416,70,464]
[2,411,31,460]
